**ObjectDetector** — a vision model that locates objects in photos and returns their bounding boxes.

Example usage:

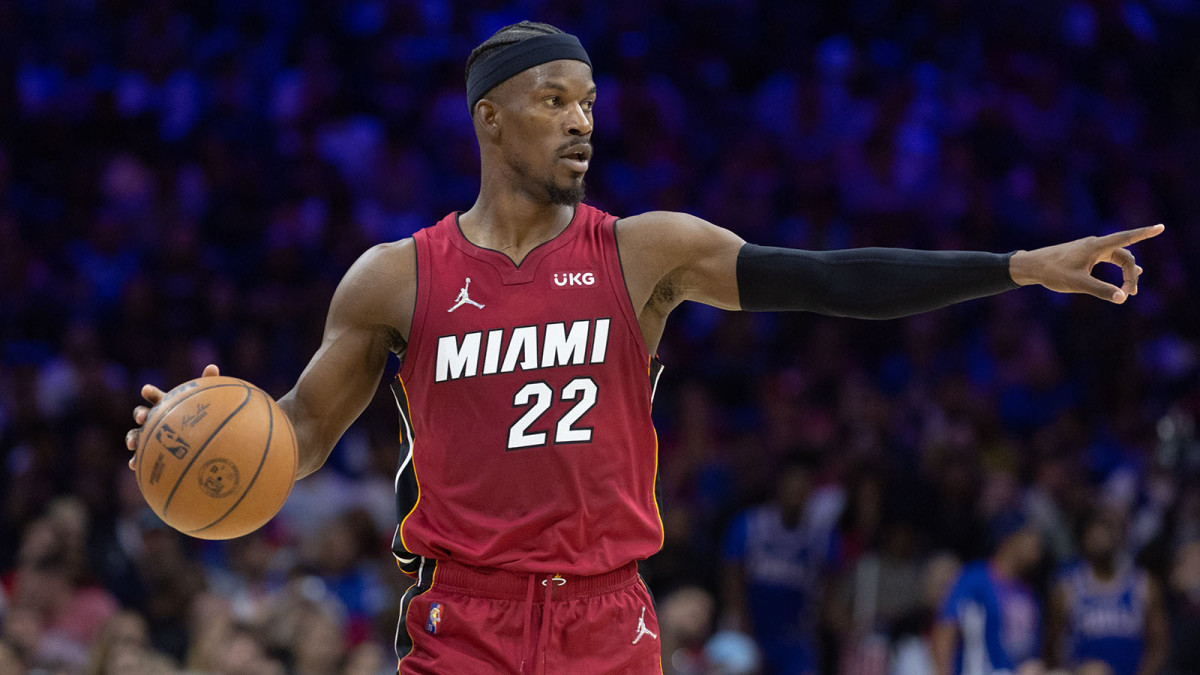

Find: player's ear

[475,99,501,140]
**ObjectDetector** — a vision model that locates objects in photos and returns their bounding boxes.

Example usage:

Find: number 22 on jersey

[508,378,598,449]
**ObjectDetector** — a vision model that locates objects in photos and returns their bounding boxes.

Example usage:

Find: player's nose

[566,102,592,137]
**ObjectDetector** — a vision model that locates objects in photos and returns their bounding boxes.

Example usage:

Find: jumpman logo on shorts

[448,277,485,312]
[631,606,657,645]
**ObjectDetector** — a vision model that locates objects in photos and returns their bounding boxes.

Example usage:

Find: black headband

[467,33,592,110]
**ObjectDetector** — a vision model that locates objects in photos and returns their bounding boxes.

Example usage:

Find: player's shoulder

[616,210,731,252]
[353,238,416,277]
[367,236,416,257]
[618,210,707,232]
[327,239,418,341]
[333,239,416,308]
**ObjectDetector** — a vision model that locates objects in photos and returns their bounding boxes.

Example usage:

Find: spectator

[0,608,39,672]
[1045,509,1168,675]
[342,641,391,675]
[290,603,348,675]
[3,513,119,672]
[658,586,715,675]
[0,640,21,675]
[84,610,174,675]
[1166,540,1200,674]
[828,515,925,675]
[933,510,1044,675]
[206,530,288,626]
[301,508,392,646]
[722,458,832,674]
[890,552,964,675]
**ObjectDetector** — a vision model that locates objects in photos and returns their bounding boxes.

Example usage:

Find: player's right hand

[125,364,221,469]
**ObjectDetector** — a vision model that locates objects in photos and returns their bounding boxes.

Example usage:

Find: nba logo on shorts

[426,603,443,634]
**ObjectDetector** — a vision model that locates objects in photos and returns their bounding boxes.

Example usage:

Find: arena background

[2,1,1200,673]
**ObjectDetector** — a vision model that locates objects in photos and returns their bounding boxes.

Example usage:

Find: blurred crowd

[2,0,1200,673]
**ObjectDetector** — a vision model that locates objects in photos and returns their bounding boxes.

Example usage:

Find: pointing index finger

[1101,223,1165,248]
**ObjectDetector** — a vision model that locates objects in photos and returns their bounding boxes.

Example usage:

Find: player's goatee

[546,179,586,206]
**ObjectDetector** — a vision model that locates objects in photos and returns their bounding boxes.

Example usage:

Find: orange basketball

[135,376,298,540]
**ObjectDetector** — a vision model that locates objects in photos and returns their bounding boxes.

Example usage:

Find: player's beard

[545,177,586,206]
[512,157,586,206]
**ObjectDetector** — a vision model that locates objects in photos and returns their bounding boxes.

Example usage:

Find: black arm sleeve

[736,244,1019,319]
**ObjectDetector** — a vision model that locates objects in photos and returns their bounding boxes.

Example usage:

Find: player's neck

[459,187,575,262]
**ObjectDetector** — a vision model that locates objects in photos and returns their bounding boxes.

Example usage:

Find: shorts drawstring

[519,573,563,675]
[520,574,535,674]
[538,575,556,675]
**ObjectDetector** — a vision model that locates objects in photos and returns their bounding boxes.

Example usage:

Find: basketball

[134,376,298,540]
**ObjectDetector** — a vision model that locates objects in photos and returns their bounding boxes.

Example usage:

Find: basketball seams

[161,385,254,516]
[136,382,253,497]
[138,378,298,539]
[187,388,276,535]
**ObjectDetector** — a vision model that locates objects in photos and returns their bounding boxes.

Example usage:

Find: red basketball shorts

[396,559,662,674]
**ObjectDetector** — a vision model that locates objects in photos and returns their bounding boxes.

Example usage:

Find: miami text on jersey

[435,319,611,383]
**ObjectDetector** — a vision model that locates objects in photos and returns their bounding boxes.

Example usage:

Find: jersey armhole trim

[607,217,653,364]
[399,231,431,381]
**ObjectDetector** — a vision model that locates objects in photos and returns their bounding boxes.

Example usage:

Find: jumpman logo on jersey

[448,277,485,312]
[631,606,657,645]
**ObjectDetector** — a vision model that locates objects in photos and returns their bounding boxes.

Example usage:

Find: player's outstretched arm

[618,212,1163,322]
[125,240,416,480]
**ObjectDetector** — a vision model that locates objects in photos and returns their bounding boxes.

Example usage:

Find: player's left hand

[125,363,221,468]
[1008,224,1165,303]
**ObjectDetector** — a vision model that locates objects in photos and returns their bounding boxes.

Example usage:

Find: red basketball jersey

[392,204,664,575]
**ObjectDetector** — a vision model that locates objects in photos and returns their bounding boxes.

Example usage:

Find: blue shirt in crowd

[723,504,833,674]
[939,561,1040,675]
[1061,562,1147,675]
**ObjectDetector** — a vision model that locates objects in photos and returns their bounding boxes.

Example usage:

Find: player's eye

[582,99,595,112]
[545,96,560,107]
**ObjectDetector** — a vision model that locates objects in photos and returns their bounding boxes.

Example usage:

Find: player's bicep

[673,215,745,309]
[628,212,744,311]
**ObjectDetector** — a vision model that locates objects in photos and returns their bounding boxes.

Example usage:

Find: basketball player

[934,511,1044,675]
[125,21,1164,674]
[722,459,830,674]
[1045,510,1168,675]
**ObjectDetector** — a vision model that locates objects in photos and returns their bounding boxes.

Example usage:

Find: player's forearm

[279,323,396,480]
[276,392,338,479]
[736,244,1017,318]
